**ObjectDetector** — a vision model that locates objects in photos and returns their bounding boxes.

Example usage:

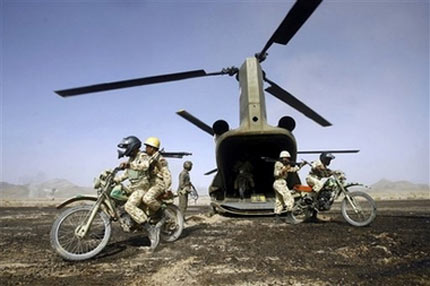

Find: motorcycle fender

[345,183,367,188]
[56,195,99,209]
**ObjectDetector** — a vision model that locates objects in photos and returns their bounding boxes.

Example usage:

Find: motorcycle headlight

[93,169,112,189]
[93,177,102,189]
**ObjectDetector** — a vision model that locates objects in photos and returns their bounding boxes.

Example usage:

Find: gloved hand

[151,151,161,161]
[119,162,129,170]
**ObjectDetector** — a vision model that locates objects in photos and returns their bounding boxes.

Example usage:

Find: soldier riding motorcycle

[50,136,184,261]
[287,156,376,227]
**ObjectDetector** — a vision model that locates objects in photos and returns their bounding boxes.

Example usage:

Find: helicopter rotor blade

[257,0,322,61]
[204,168,218,176]
[176,110,214,136]
[55,69,225,97]
[264,78,331,127]
[298,150,359,154]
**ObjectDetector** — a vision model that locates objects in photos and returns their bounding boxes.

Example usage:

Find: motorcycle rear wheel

[341,191,376,227]
[50,205,111,261]
[160,204,184,242]
[287,203,313,224]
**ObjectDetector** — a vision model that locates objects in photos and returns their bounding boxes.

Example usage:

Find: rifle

[159,149,192,159]
[260,156,306,166]
[145,150,192,171]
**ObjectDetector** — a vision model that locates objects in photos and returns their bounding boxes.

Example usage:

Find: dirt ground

[0,200,429,286]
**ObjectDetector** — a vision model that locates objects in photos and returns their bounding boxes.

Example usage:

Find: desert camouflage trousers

[142,182,165,216]
[178,193,189,214]
[125,188,148,224]
[273,179,294,215]
[306,175,328,192]
[125,180,166,224]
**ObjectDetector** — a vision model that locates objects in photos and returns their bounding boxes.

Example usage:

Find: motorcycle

[50,167,184,261]
[288,169,376,227]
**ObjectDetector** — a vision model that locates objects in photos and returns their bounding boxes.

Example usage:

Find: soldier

[233,161,255,200]
[177,160,194,215]
[142,137,172,224]
[114,135,160,249]
[273,150,305,223]
[306,152,335,192]
[305,152,336,222]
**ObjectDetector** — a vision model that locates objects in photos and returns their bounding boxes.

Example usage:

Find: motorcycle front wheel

[160,204,184,242]
[50,205,112,261]
[341,191,376,227]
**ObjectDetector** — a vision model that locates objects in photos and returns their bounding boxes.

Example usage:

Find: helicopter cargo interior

[216,134,301,203]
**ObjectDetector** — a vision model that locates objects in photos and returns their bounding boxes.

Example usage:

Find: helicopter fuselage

[209,58,301,215]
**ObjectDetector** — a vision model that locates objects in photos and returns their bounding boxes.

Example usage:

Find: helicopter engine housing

[213,120,229,136]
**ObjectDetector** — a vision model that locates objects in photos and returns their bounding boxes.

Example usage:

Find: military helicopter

[55,0,358,215]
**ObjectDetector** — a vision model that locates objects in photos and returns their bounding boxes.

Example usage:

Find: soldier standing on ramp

[273,151,305,223]
[177,161,194,216]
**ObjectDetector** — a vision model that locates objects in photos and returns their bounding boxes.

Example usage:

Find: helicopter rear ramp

[211,198,288,216]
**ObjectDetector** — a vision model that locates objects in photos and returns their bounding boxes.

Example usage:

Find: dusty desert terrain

[0,200,429,286]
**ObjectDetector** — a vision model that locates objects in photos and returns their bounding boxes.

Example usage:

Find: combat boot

[274,214,283,224]
[143,222,161,251]
[307,210,320,223]
[284,212,295,224]
[149,208,164,224]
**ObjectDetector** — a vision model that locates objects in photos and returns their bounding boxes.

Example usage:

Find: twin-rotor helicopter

[55,0,358,215]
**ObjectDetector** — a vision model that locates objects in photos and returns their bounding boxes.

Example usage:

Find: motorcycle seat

[293,185,313,192]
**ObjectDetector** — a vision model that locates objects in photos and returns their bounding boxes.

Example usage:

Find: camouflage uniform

[177,169,192,214]
[115,151,151,224]
[233,161,255,200]
[142,154,172,216]
[306,160,333,192]
[273,161,300,214]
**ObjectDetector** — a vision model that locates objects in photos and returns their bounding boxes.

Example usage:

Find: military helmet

[320,152,335,166]
[279,150,291,158]
[117,136,141,158]
[183,161,193,170]
[144,137,160,149]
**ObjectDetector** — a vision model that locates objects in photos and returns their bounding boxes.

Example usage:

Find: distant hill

[367,179,429,200]
[370,179,429,192]
[0,182,29,199]
[1,178,428,201]
[0,179,94,199]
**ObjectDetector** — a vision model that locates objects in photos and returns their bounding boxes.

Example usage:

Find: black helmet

[117,136,142,158]
[320,152,335,166]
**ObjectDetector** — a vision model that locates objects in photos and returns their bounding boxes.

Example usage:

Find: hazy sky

[1,0,429,191]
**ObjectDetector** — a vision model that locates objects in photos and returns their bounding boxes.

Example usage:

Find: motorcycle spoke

[55,207,109,256]
[82,241,91,254]
[62,236,78,251]
[60,234,76,246]
[70,240,80,255]
[77,240,85,254]
[344,193,374,224]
